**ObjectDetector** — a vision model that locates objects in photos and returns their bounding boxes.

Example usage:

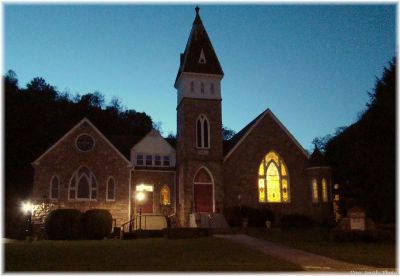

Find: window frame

[196,115,211,149]
[145,155,153,166]
[163,155,170,166]
[49,175,60,200]
[155,155,162,166]
[106,177,116,201]
[75,133,95,152]
[136,154,144,166]
[68,167,98,201]
[258,151,290,204]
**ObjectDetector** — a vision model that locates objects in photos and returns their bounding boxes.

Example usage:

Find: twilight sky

[4,4,396,152]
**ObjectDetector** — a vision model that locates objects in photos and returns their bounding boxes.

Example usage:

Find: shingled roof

[174,6,224,86]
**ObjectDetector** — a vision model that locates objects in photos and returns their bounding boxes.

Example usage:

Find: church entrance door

[194,184,213,212]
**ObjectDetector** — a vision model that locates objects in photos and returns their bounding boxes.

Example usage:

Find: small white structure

[348,206,366,231]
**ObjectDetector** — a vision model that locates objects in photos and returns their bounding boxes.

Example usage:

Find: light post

[136,191,145,230]
[20,201,34,240]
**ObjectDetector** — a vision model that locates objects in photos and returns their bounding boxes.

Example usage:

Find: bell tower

[175,7,224,226]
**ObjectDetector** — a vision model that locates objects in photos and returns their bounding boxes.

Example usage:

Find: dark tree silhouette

[4,72,153,238]
[222,126,236,141]
[320,58,396,223]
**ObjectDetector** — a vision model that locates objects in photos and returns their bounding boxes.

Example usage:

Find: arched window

[69,167,97,200]
[322,178,328,202]
[190,81,194,92]
[107,177,116,201]
[196,115,210,149]
[160,185,170,205]
[50,176,60,200]
[200,82,204,94]
[312,178,319,203]
[258,151,289,203]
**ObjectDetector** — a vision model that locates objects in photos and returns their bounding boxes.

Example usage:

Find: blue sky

[4,4,396,152]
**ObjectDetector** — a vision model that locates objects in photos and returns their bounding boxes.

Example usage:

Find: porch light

[136,191,145,202]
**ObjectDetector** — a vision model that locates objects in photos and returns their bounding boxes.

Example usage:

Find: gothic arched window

[322,178,328,202]
[258,151,290,203]
[50,175,60,200]
[160,185,170,205]
[69,166,97,200]
[312,178,319,203]
[107,177,116,201]
[196,115,210,149]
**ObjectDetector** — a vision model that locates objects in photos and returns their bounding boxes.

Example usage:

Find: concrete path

[214,234,396,272]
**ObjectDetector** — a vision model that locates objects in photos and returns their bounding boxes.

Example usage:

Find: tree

[222,126,236,141]
[324,58,396,223]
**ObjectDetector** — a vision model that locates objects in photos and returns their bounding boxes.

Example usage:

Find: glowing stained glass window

[258,179,265,202]
[322,178,328,202]
[160,185,170,205]
[282,179,289,202]
[258,151,290,203]
[259,163,264,176]
[281,162,287,176]
[312,178,318,203]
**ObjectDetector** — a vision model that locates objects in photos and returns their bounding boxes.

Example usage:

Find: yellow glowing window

[259,163,264,176]
[160,185,170,205]
[322,178,328,202]
[312,178,318,203]
[258,151,289,203]
[258,179,265,202]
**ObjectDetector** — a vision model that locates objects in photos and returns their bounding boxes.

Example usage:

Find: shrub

[164,228,209,239]
[280,214,314,229]
[225,206,275,227]
[45,209,81,240]
[80,209,112,240]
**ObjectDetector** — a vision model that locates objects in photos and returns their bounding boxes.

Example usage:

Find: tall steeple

[174,6,224,88]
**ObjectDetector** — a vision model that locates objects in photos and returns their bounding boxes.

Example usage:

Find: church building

[32,7,332,229]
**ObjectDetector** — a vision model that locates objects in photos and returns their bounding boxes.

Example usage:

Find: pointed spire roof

[175,6,224,86]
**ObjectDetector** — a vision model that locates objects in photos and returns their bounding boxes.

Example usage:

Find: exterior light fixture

[136,191,145,202]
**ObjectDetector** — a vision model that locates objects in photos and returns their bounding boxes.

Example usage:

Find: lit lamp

[20,201,34,239]
[136,191,145,230]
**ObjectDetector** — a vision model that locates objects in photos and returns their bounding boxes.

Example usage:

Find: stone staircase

[189,213,230,233]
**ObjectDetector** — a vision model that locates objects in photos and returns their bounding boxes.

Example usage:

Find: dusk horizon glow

[4,4,396,152]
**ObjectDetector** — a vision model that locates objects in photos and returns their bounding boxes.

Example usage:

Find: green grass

[5,237,302,272]
[245,227,396,268]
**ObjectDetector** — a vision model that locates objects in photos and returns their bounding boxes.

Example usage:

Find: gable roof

[224,109,309,162]
[307,147,329,168]
[130,129,176,153]
[32,118,132,167]
[174,7,224,86]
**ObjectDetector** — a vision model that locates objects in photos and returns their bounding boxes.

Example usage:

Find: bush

[45,209,81,240]
[80,209,112,240]
[280,214,314,229]
[225,206,275,227]
[164,228,209,239]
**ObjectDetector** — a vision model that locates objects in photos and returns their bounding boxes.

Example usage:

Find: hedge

[80,209,113,240]
[45,209,81,240]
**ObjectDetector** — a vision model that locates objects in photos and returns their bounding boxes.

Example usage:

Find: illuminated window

[196,115,210,149]
[322,178,328,202]
[107,177,115,201]
[160,185,170,205]
[258,151,290,203]
[69,167,97,200]
[312,178,318,203]
[50,176,59,200]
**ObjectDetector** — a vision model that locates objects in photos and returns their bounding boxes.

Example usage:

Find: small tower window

[199,49,206,64]
[210,83,215,94]
[196,115,210,149]
[200,82,204,94]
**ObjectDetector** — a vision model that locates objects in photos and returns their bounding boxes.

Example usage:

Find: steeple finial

[195,6,200,16]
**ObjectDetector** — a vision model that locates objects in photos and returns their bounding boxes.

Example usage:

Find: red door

[139,192,153,213]
[194,184,213,212]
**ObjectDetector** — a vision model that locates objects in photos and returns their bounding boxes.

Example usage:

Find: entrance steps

[189,213,230,231]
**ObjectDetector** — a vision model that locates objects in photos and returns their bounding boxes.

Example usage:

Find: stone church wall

[223,112,312,219]
[32,121,131,226]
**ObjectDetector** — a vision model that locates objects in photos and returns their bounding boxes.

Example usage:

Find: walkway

[214,234,396,272]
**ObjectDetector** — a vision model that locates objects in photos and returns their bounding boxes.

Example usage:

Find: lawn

[245,227,396,268]
[5,237,302,272]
